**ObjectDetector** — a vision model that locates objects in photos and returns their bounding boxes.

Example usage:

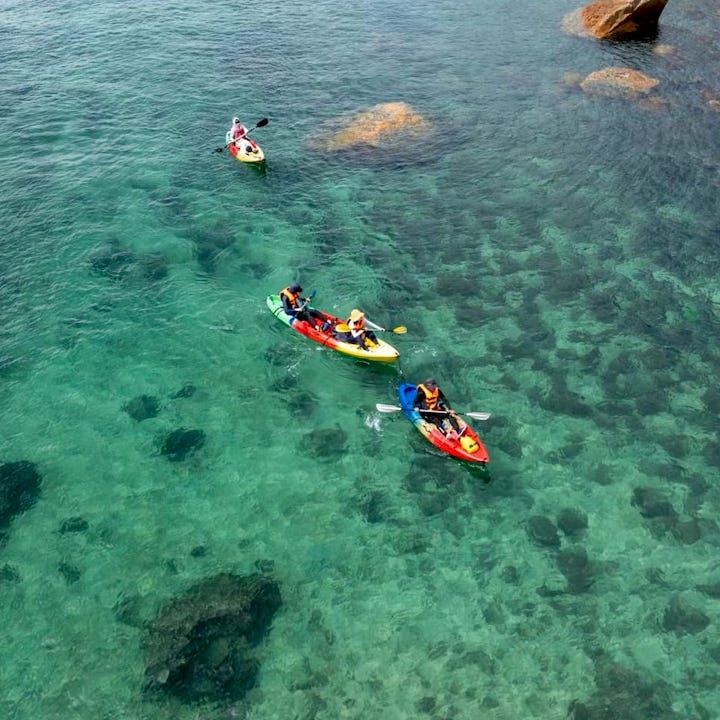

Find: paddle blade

[256,117,269,128]
[465,412,491,421]
[375,404,402,413]
[392,326,407,334]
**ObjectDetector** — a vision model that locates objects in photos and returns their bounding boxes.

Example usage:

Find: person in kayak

[230,117,248,145]
[279,283,327,328]
[347,309,377,350]
[414,378,463,437]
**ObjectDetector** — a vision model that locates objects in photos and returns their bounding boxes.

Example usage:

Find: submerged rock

[305,427,348,459]
[124,394,161,422]
[58,561,81,584]
[631,487,676,519]
[143,572,282,704]
[0,563,21,583]
[90,245,136,279]
[580,67,659,99]
[171,384,196,399]
[662,595,710,635]
[557,547,595,593]
[557,507,589,536]
[309,102,430,152]
[139,254,169,281]
[0,461,42,530]
[59,517,89,534]
[695,582,720,599]
[671,518,702,545]
[703,89,720,113]
[526,516,561,548]
[161,428,206,462]
[582,658,681,720]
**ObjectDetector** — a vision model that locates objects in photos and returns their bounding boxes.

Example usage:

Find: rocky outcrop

[309,102,430,152]
[703,89,720,112]
[143,573,282,703]
[580,67,660,99]
[564,0,669,40]
[583,0,669,39]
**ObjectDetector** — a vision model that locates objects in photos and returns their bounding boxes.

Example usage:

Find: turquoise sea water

[2,0,720,718]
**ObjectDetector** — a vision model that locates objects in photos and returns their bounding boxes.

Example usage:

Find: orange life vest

[417,383,440,410]
[280,286,301,309]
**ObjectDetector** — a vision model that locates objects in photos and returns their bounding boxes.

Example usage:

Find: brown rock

[581,0,670,40]
[580,67,659,99]
[702,89,720,112]
[310,102,430,152]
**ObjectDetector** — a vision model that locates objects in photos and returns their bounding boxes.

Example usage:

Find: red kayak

[266,295,400,362]
[398,383,489,464]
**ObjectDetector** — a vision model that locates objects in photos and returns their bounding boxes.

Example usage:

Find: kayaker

[347,309,377,350]
[279,283,327,328]
[230,117,247,145]
[414,378,463,437]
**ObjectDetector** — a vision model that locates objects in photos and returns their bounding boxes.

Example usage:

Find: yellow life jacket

[417,383,440,410]
[279,287,300,309]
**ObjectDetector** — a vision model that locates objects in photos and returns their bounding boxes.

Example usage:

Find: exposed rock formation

[583,0,669,39]
[310,102,430,152]
[580,67,660,99]
[143,573,282,703]
[564,0,670,39]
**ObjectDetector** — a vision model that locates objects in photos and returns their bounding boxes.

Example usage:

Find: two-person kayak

[397,382,489,464]
[266,295,399,362]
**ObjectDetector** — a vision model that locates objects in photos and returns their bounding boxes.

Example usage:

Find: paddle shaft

[365,318,406,334]
[375,403,490,421]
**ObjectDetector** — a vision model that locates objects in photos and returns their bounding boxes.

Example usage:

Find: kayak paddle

[375,404,491,421]
[213,117,269,153]
[365,318,407,334]
[298,289,317,309]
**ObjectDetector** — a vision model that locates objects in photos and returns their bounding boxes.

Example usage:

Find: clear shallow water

[1,0,720,718]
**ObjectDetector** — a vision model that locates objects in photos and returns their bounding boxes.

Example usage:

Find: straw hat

[349,309,365,321]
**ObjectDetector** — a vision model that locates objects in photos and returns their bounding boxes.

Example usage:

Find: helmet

[349,309,365,322]
[232,117,240,124]
[289,282,302,293]
[424,378,438,388]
